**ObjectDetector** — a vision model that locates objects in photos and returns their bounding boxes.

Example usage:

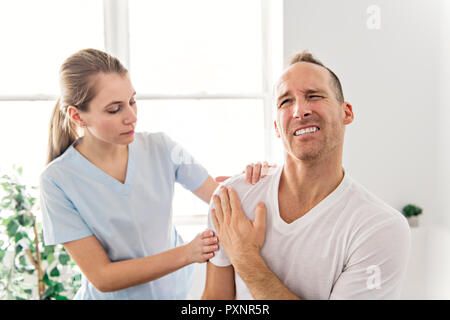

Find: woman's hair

[46,48,128,165]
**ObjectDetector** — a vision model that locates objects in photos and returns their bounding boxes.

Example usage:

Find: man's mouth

[293,126,320,136]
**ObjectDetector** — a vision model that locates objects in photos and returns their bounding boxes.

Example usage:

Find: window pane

[0,0,104,95]
[129,0,263,95]
[0,101,55,188]
[134,99,265,217]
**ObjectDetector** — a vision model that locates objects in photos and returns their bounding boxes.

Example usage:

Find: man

[202,51,411,300]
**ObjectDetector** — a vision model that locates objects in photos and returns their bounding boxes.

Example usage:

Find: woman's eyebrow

[104,91,136,109]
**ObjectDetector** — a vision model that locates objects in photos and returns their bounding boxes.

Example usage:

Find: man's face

[274,62,353,162]
[80,72,138,145]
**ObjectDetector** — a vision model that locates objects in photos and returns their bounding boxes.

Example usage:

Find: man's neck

[279,152,344,210]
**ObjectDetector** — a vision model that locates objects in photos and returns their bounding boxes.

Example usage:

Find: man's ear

[274,120,281,138]
[343,102,354,125]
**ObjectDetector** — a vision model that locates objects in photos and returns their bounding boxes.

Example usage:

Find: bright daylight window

[0,0,268,242]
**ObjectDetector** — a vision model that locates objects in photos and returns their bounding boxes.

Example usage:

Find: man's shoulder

[344,176,409,230]
[217,166,281,196]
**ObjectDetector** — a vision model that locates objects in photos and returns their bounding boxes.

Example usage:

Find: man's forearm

[233,253,301,300]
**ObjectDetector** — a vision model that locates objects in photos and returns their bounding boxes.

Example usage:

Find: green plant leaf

[42,273,52,286]
[19,255,27,267]
[41,286,54,300]
[47,252,55,265]
[6,219,19,237]
[54,282,65,293]
[50,266,60,277]
[14,231,24,243]
[15,244,23,255]
[72,274,82,282]
[58,253,70,265]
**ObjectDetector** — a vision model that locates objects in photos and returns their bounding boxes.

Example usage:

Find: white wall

[284,0,441,226]
[282,0,449,299]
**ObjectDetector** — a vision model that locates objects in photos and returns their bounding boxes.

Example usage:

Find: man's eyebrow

[305,89,327,95]
[277,91,291,103]
[104,91,136,109]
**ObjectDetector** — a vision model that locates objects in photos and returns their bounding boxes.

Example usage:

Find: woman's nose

[124,104,137,124]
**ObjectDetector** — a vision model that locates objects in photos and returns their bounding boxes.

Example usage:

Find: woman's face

[80,72,137,145]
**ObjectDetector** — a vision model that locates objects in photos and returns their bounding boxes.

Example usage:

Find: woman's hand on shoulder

[215,161,277,185]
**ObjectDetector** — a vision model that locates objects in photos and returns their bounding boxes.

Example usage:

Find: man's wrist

[232,251,265,280]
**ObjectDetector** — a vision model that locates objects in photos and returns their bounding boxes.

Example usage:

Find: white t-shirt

[208,166,411,300]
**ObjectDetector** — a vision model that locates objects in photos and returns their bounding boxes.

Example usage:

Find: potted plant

[0,166,81,300]
[402,204,423,228]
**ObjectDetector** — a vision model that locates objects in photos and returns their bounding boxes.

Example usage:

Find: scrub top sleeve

[160,132,209,191]
[39,174,93,246]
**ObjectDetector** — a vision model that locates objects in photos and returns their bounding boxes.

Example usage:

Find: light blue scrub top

[39,132,209,299]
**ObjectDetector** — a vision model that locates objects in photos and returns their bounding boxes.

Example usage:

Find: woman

[40,48,270,299]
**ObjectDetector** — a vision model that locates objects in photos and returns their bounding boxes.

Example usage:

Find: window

[0,0,104,187]
[0,0,280,242]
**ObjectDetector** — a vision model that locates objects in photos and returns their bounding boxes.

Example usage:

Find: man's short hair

[289,51,344,103]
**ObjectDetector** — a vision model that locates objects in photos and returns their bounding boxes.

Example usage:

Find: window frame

[0,0,283,230]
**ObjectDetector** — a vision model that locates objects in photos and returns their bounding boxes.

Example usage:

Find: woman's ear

[67,105,86,128]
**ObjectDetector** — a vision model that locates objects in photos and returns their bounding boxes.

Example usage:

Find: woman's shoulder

[134,131,177,151]
[40,148,73,181]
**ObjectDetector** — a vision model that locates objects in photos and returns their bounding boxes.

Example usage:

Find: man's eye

[130,100,136,105]
[308,95,323,99]
[280,99,291,107]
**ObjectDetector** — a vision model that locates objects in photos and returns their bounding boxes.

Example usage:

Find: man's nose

[293,101,312,118]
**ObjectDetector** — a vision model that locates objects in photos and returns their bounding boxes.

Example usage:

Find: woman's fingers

[200,230,214,239]
[203,244,219,253]
[202,235,218,245]
[245,164,254,184]
[252,162,262,184]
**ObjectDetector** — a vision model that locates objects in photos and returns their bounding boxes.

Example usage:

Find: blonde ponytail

[46,98,79,164]
[45,48,128,165]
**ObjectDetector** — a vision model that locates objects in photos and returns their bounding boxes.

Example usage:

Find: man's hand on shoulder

[211,186,267,268]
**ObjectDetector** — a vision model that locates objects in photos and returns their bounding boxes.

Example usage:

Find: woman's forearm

[98,244,192,292]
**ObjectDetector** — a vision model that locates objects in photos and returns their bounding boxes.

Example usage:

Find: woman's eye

[108,106,121,114]
[130,100,136,105]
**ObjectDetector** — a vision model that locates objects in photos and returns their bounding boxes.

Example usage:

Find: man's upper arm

[202,262,236,299]
[329,217,411,299]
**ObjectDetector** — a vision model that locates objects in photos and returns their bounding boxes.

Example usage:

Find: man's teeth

[294,127,319,136]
